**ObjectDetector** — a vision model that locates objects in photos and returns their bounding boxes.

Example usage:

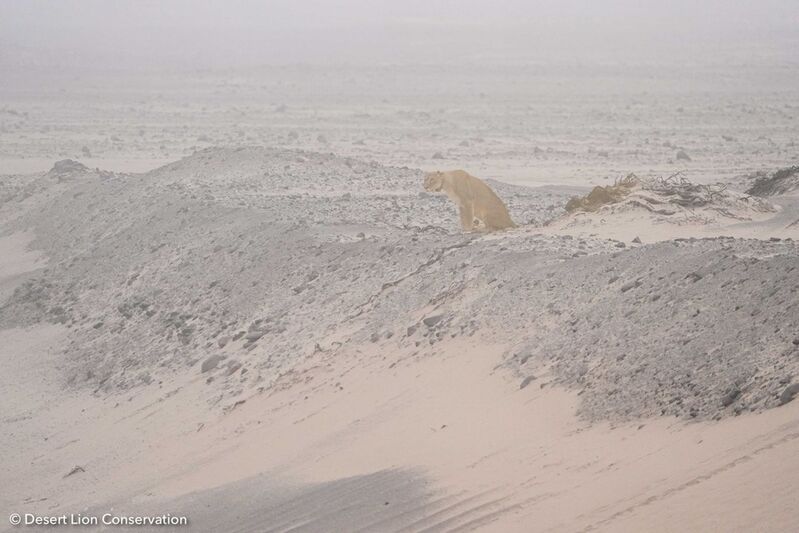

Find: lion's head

[423,171,445,192]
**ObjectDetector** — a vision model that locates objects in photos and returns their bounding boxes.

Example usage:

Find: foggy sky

[1,0,797,70]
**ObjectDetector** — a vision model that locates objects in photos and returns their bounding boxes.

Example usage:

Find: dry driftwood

[640,172,728,208]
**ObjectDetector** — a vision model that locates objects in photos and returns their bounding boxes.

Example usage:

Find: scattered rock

[675,150,691,161]
[63,465,85,478]
[746,165,799,197]
[201,354,224,373]
[6,147,799,425]
[225,361,242,376]
[779,383,799,405]
[620,279,642,293]
[721,388,740,407]
[685,272,703,282]
[423,315,444,328]
[223,399,247,414]
[245,330,266,342]
[49,159,88,176]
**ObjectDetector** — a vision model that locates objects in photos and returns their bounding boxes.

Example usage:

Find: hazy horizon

[2,0,798,71]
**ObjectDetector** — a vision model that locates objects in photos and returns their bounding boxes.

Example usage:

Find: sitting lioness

[424,170,516,232]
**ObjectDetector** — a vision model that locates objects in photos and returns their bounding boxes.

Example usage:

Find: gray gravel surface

[1,147,797,421]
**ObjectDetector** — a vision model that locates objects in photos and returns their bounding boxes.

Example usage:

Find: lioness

[424,170,516,232]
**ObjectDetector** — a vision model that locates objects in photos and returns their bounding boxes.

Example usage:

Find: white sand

[3,321,798,532]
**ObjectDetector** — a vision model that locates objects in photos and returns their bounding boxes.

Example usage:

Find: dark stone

[721,388,740,407]
[50,159,89,175]
[779,383,799,405]
[620,279,641,293]
[423,315,444,328]
[63,465,85,478]
[520,376,536,390]
[245,330,265,342]
[201,354,224,373]
[685,272,703,282]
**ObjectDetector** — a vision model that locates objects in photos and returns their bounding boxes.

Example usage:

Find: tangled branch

[640,171,729,208]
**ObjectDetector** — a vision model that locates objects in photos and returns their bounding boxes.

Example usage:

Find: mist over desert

[2,2,799,532]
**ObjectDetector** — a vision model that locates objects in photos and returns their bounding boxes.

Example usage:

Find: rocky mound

[746,165,799,197]
[2,147,797,422]
[0,162,118,226]
[348,234,799,421]
[0,148,566,396]
[561,173,775,224]
[145,147,565,229]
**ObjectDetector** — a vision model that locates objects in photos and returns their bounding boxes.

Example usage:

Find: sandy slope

[2,150,799,532]
[3,321,799,532]
[138,338,799,533]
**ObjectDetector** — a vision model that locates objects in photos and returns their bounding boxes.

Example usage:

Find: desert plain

[2,62,799,532]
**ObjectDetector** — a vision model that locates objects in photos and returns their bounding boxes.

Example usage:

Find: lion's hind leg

[482,207,516,231]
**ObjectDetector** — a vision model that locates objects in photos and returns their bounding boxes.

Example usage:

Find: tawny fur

[423,170,516,232]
